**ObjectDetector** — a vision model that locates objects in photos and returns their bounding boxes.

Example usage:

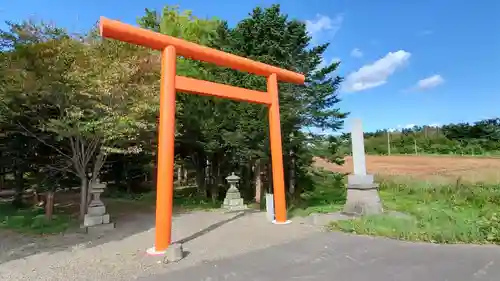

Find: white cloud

[404,124,416,129]
[350,48,363,58]
[396,124,416,129]
[306,14,343,43]
[388,124,415,132]
[413,74,444,91]
[343,50,411,93]
[388,123,441,132]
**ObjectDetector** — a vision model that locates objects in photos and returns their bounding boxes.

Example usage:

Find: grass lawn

[290,169,500,244]
[0,203,73,234]
[329,177,500,244]
[106,186,221,214]
[0,186,220,235]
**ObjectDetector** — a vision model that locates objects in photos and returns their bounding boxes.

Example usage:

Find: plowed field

[314,155,500,184]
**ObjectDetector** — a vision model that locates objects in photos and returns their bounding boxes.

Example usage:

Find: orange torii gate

[99,17,305,254]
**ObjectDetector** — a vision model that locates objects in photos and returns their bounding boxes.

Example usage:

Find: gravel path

[0,211,320,281]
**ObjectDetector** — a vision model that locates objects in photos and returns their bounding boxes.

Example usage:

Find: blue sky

[1,0,499,132]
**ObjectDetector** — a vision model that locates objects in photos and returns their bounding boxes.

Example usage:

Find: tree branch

[16,121,73,160]
[69,136,85,176]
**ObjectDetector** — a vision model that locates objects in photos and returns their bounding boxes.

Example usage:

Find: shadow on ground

[0,207,255,264]
[174,211,249,244]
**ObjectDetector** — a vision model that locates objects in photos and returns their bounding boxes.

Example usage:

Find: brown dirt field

[314,155,500,184]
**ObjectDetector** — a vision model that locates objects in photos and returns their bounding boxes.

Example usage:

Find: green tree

[0,21,159,219]
[207,4,348,197]
[330,118,500,157]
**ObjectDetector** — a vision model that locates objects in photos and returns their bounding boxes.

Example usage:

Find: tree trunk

[210,155,223,204]
[195,163,206,196]
[177,166,182,184]
[33,190,41,206]
[210,163,218,204]
[0,167,4,191]
[183,167,188,185]
[205,159,212,198]
[289,150,296,196]
[12,168,24,208]
[87,178,93,206]
[126,181,132,194]
[45,190,55,220]
[0,151,2,191]
[79,176,88,221]
[254,159,263,203]
[266,163,273,194]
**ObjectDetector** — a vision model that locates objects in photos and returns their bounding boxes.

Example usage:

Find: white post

[265,193,275,222]
[351,118,367,176]
[387,130,391,155]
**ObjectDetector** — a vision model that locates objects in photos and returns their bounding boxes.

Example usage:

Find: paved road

[141,232,500,281]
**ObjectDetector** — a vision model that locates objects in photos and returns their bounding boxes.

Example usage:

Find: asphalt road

[141,232,500,281]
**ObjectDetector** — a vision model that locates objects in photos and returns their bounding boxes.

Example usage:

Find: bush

[0,203,71,234]
[288,169,346,217]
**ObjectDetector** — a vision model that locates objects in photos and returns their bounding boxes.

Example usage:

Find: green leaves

[0,19,160,182]
[1,4,348,202]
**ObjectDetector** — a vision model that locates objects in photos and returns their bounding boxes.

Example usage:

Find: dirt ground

[314,155,500,184]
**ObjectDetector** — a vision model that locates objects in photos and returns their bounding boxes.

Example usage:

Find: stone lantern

[83,178,115,233]
[222,173,248,212]
[88,178,106,208]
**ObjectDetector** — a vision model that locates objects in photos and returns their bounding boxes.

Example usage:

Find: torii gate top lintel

[99,17,305,85]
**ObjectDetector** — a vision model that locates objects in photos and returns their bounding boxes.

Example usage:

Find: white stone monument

[222,173,248,212]
[83,179,115,233]
[342,118,383,216]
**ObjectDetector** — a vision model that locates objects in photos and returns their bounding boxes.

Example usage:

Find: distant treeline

[311,118,500,158]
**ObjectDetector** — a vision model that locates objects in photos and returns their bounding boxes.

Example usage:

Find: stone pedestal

[343,174,383,216]
[342,119,383,216]
[83,179,115,232]
[222,173,248,212]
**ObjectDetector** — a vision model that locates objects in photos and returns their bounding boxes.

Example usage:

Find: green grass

[329,177,500,244]
[172,186,222,210]
[0,203,73,234]
[107,186,221,212]
[366,153,500,158]
[288,169,500,244]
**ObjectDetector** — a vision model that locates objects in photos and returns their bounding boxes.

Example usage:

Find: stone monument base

[342,174,383,216]
[82,222,116,235]
[221,184,248,212]
[83,205,115,234]
[222,196,248,212]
